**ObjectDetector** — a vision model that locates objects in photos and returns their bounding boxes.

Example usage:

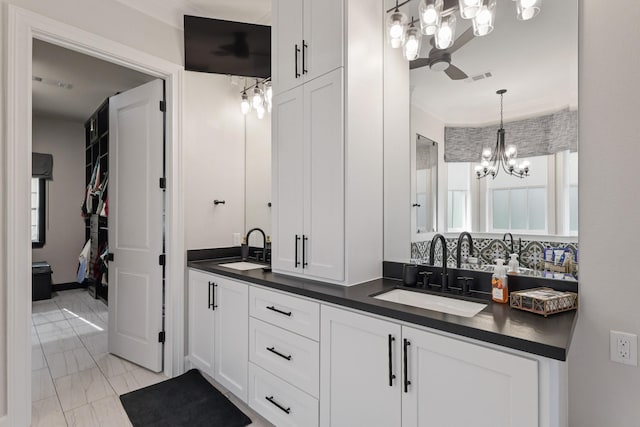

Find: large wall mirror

[386,0,578,275]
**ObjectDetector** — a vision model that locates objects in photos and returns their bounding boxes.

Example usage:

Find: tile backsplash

[411,236,578,276]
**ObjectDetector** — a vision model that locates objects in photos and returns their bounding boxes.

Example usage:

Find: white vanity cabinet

[321,306,541,427]
[272,69,345,282]
[187,269,249,401]
[271,0,384,285]
[272,0,343,94]
[248,286,321,427]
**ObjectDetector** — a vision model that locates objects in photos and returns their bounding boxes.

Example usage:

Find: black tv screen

[184,15,271,79]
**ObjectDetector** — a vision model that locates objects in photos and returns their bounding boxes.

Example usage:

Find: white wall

[183,71,246,249]
[31,115,85,284]
[568,1,640,425]
[383,0,411,262]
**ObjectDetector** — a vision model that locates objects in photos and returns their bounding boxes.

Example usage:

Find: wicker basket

[509,287,578,317]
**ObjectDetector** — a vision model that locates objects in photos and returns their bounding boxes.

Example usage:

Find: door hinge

[158,331,165,343]
[159,100,166,112]
[159,254,166,266]
[159,177,166,189]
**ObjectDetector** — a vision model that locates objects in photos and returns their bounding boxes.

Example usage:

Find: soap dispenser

[508,253,520,274]
[492,259,509,303]
[241,237,249,261]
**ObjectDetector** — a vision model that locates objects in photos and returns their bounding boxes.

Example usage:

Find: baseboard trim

[52,282,87,292]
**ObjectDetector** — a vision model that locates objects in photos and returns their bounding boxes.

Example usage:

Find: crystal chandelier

[475,89,530,179]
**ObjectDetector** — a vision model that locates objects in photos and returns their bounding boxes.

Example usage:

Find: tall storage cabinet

[272,0,343,94]
[271,0,384,285]
[272,70,345,282]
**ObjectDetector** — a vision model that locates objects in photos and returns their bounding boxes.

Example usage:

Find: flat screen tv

[184,15,271,79]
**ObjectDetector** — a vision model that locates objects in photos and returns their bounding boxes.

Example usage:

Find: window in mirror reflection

[486,155,548,233]
[444,151,578,236]
[447,162,469,231]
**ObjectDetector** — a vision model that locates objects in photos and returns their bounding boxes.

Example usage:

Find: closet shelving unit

[84,98,109,304]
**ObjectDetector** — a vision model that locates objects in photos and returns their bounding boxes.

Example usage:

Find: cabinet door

[303,0,343,82]
[320,305,401,427]
[273,0,304,94]
[402,326,539,427]
[187,270,215,376]
[303,69,344,282]
[213,276,249,402]
[272,87,305,274]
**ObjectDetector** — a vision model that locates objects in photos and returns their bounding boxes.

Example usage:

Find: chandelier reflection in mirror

[475,89,530,179]
[240,77,272,120]
[386,0,541,58]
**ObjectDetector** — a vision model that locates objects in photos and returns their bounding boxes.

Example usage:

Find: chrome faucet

[429,234,448,292]
[503,232,514,255]
[456,232,474,268]
[245,227,267,262]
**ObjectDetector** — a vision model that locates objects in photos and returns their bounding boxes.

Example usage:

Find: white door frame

[2,6,185,426]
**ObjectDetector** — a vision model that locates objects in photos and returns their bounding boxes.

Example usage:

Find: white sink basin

[218,261,266,271]
[373,289,487,318]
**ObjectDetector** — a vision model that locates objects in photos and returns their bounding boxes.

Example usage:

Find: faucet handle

[418,271,433,289]
[456,276,474,295]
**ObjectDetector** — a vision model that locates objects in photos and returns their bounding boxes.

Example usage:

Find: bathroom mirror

[244,112,271,246]
[385,0,578,270]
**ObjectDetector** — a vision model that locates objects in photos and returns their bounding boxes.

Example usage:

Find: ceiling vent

[465,71,493,83]
[32,75,73,90]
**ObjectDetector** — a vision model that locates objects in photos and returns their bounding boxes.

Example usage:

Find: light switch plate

[610,330,638,366]
[232,233,241,246]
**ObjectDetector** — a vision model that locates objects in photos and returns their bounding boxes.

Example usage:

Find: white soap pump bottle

[508,253,520,274]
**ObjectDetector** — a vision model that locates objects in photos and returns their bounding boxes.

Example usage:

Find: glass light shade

[403,26,422,61]
[256,105,265,120]
[264,82,273,104]
[387,10,408,48]
[419,0,443,36]
[240,92,251,115]
[435,14,456,49]
[458,0,483,19]
[515,0,540,21]
[482,148,492,159]
[472,0,496,36]
[252,86,263,110]
[506,144,517,157]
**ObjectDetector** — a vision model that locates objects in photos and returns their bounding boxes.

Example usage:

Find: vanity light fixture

[387,1,409,48]
[472,0,496,36]
[404,19,422,60]
[239,77,271,119]
[386,0,541,63]
[514,0,541,21]
[475,89,530,179]
[240,90,251,115]
[419,0,443,35]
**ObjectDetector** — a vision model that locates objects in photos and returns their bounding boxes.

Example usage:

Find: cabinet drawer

[248,362,319,427]
[249,317,319,398]
[250,286,320,340]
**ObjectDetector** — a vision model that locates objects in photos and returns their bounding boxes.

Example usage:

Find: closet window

[31,178,46,247]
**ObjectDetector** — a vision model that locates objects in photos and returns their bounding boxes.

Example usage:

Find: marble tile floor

[31,288,272,427]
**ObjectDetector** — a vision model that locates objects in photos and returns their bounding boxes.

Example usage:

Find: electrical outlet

[232,233,241,246]
[610,331,638,366]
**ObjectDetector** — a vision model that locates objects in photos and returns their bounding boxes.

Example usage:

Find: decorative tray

[509,287,578,317]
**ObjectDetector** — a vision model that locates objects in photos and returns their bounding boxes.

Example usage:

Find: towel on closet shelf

[77,239,91,283]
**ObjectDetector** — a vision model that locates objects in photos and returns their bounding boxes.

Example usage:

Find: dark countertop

[188,258,577,361]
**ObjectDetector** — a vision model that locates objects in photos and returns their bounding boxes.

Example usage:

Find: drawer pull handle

[266,395,291,414]
[266,305,292,317]
[267,346,292,361]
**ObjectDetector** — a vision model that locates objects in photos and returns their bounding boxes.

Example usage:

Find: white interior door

[108,79,164,372]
